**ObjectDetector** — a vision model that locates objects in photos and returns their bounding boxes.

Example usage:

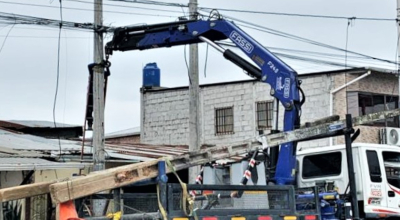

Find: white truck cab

[297,143,400,218]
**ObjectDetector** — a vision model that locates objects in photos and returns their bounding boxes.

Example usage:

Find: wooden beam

[0,181,56,202]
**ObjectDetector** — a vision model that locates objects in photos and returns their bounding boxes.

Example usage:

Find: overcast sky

[0,0,398,133]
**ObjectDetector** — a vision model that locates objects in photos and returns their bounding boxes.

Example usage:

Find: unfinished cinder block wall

[141,68,398,148]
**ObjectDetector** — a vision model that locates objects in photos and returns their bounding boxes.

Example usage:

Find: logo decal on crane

[276,77,291,98]
[230,31,254,54]
[284,78,290,98]
[267,61,279,74]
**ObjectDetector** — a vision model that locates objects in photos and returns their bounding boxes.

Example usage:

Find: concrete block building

[140,67,399,149]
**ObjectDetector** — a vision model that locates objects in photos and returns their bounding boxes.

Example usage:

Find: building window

[256,101,273,130]
[358,93,398,127]
[215,107,234,135]
[302,152,342,179]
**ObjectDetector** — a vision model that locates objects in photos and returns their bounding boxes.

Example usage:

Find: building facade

[140,67,399,149]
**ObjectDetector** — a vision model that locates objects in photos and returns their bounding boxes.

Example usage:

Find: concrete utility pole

[188,0,200,184]
[92,0,106,216]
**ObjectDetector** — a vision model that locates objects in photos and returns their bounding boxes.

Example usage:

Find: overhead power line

[0,11,109,32]
[0,1,179,18]
[68,0,182,14]
[0,2,396,70]
[67,0,184,14]
[199,7,396,22]
[217,42,396,69]
[222,14,398,65]
[107,0,396,22]
[106,0,186,8]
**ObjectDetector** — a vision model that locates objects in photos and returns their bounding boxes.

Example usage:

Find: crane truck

[102,15,400,220]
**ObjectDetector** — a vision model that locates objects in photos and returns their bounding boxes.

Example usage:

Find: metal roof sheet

[0,158,86,171]
[105,127,140,139]
[6,120,80,128]
[0,128,146,161]
[0,127,242,163]
[0,129,83,152]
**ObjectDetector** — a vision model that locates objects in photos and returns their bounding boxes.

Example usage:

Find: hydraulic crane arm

[105,18,304,185]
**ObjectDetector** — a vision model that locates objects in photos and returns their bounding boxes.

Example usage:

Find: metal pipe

[344,114,360,219]
[199,36,225,53]
[199,36,262,79]
[273,98,279,130]
[113,188,121,213]
[329,70,371,146]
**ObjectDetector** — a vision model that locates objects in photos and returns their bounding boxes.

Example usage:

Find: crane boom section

[106,18,303,184]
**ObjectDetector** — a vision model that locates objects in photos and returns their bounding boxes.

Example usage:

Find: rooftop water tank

[143,63,160,87]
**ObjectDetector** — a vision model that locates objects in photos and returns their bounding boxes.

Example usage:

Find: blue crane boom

[105,18,305,185]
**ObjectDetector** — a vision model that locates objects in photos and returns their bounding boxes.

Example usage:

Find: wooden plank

[0,180,57,202]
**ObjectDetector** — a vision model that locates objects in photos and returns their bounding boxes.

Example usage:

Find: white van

[297,143,400,219]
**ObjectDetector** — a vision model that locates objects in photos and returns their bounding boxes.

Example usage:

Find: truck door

[363,150,386,210]
[382,151,400,210]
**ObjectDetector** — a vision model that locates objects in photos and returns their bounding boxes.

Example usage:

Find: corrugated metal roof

[0,129,83,152]
[0,128,145,161]
[105,127,140,139]
[0,158,86,171]
[0,127,242,163]
[5,120,80,128]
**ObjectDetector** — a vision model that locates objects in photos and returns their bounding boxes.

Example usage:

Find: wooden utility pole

[92,0,106,216]
[188,0,200,184]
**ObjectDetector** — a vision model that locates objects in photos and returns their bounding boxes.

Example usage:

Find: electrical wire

[0,11,103,32]
[107,0,186,8]
[0,1,178,18]
[217,41,396,69]
[0,34,90,39]
[184,45,191,85]
[68,0,184,14]
[1,2,397,71]
[199,7,395,22]
[1,3,396,68]
[53,0,63,160]
[0,21,15,55]
[222,14,398,65]
[110,0,396,22]
[217,41,392,70]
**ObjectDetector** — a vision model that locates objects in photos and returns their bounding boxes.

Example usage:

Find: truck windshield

[383,151,400,188]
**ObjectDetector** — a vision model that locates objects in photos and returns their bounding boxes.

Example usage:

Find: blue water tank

[143,63,160,87]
